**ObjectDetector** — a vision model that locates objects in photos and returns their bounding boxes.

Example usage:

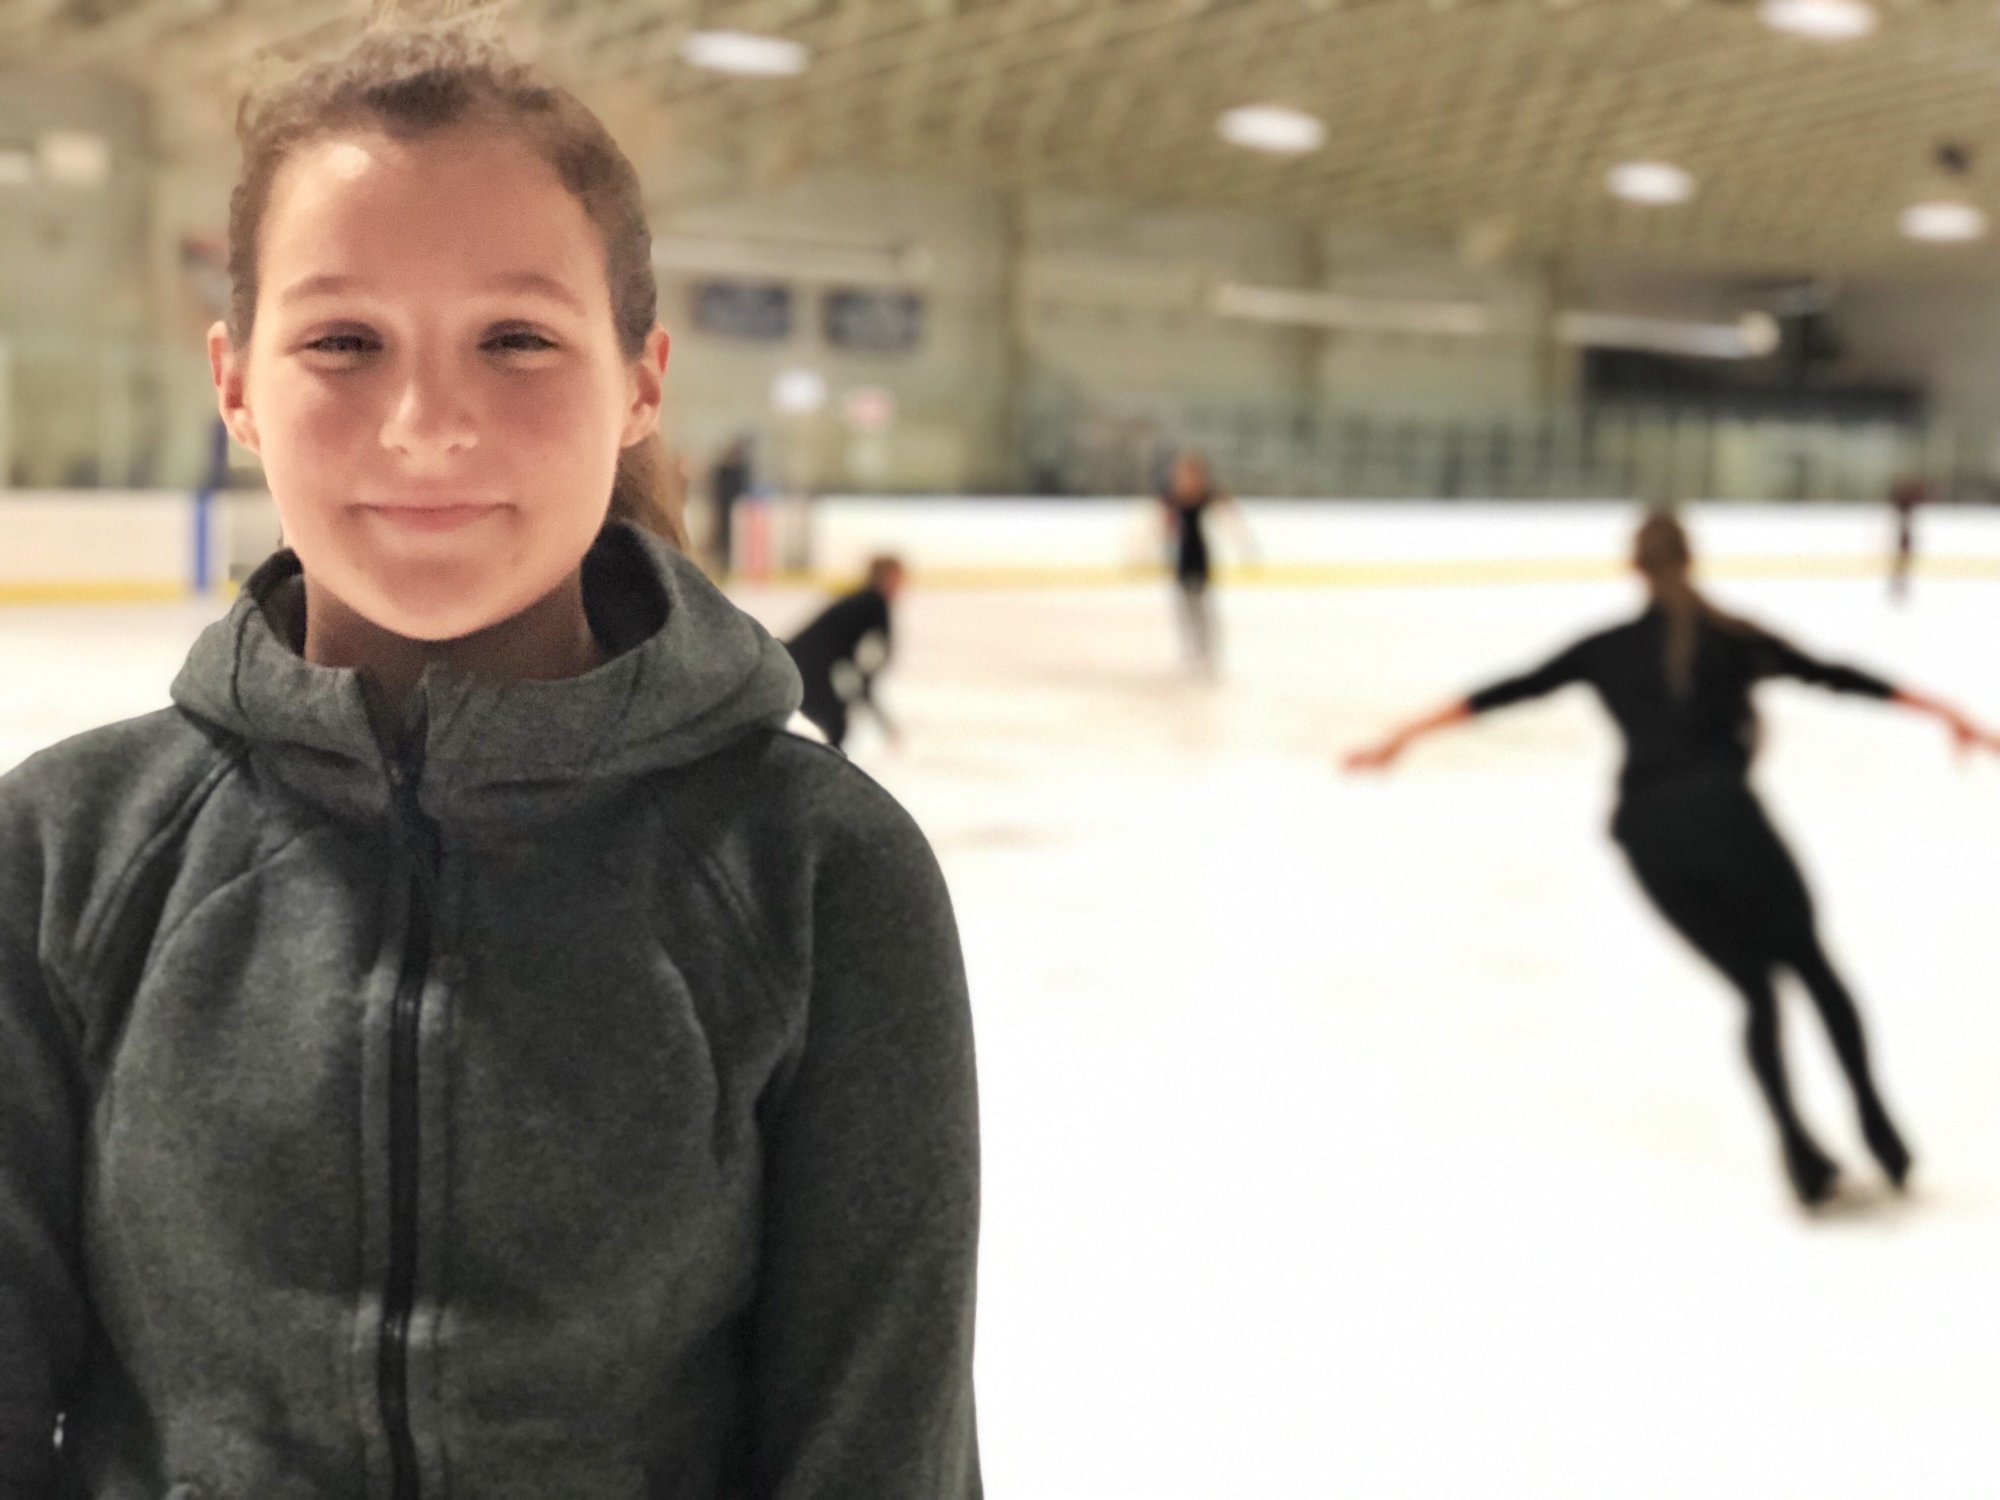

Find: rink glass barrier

[5,491,2000,603]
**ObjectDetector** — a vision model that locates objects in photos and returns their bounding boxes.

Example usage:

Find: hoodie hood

[171,521,802,831]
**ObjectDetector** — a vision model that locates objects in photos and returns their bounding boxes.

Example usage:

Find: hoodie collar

[171,522,802,832]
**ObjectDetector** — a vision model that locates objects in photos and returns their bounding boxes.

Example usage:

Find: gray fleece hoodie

[0,523,981,1500]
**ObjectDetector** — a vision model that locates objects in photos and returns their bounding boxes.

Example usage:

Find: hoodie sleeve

[0,787,92,1500]
[746,791,981,1500]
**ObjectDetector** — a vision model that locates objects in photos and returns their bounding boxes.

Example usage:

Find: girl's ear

[620,325,671,447]
[208,321,261,453]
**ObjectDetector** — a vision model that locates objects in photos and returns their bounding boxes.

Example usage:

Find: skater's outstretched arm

[1219,492,1262,569]
[1344,635,1596,772]
[1752,630,2000,755]
[1748,630,1899,699]
[1888,686,2000,758]
[1344,699,1474,771]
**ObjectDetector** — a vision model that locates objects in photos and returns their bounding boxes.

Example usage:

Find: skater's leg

[794,663,849,749]
[1175,578,1213,669]
[1623,837,1838,1204]
[1745,805,1914,1187]
[1790,934,1911,1185]
[1785,930,1882,1112]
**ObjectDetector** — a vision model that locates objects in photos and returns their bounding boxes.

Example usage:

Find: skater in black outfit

[786,555,904,750]
[708,435,753,576]
[1889,476,1927,603]
[1348,511,2000,1207]
[1159,452,1252,674]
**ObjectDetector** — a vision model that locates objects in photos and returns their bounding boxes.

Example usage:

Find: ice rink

[6,560,1999,1498]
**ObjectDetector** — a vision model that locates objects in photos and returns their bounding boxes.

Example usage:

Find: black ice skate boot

[1782,1135,1842,1209]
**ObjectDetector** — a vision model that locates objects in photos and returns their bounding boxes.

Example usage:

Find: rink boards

[4,489,1999,602]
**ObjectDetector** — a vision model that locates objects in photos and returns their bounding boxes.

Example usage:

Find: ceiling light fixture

[771,368,829,415]
[1757,0,1878,41]
[1899,202,1986,243]
[37,130,110,187]
[1607,161,1696,205]
[1556,310,1781,360]
[1212,282,1492,336]
[1217,105,1327,156]
[680,30,810,77]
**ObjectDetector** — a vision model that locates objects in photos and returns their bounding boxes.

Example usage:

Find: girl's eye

[304,333,378,355]
[297,328,557,358]
[486,329,558,353]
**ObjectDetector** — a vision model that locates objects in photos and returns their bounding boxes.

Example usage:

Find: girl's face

[210,126,668,643]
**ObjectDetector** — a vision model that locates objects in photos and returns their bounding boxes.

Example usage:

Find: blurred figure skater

[1889,476,1928,603]
[708,435,754,577]
[786,555,905,750]
[1348,511,2000,1208]
[1158,451,1254,676]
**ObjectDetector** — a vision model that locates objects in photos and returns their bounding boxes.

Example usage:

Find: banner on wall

[690,280,793,341]
[823,288,923,354]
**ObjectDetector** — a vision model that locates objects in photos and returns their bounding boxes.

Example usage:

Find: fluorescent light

[1900,201,1986,242]
[1607,161,1695,206]
[771,368,828,415]
[1212,282,1492,336]
[1556,310,1779,360]
[37,130,110,187]
[1736,311,1782,358]
[1217,105,1326,156]
[1758,0,1878,41]
[681,30,809,77]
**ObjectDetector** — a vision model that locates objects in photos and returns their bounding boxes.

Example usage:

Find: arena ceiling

[12,0,2000,281]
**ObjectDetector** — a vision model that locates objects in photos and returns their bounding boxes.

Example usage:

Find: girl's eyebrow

[278,270,586,314]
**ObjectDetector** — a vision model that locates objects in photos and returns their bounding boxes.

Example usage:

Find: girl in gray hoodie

[0,30,980,1500]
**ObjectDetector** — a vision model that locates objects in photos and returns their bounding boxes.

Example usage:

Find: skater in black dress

[1348,511,2000,1207]
[708,435,753,576]
[1889,476,1927,604]
[785,555,904,750]
[1159,452,1251,674]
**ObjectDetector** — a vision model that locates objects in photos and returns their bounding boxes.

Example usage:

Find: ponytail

[1634,509,1751,699]
[1654,568,1703,700]
[609,432,689,551]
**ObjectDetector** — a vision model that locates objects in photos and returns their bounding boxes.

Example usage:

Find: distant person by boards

[708,435,754,577]
[1158,451,1255,676]
[1347,510,2000,1209]
[1889,476,1928,603]
[786,555,905,750]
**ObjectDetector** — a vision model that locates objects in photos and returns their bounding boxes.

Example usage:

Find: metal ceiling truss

[8,0,2000,278]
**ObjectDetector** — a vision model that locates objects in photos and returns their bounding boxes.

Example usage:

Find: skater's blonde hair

[1633,510,1753,699]
[223,27,686,548]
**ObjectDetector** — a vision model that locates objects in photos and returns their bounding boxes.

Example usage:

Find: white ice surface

[5,566,1999,1499]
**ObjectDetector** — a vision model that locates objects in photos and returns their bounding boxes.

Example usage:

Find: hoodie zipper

[378,747,438,1500]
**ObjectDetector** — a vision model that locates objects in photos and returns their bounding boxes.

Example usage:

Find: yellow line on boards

[0,581,199,606]
[735,556,2000,592]
[5,557,1997,607]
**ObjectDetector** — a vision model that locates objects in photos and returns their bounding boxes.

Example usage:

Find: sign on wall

[690,280,794,341]
[823,288,924,354]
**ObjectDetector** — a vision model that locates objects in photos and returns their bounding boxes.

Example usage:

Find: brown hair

[225,27,685,547]
[1633,510,1751,697]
